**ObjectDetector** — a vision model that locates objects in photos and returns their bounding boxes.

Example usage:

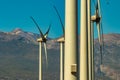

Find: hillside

[0,29,120,80]
[0,28,59,80]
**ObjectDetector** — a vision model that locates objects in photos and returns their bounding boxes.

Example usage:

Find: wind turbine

[92,0,104,68]
[30,16,51,80]
[91,0,104,79]
[53,5,65,80]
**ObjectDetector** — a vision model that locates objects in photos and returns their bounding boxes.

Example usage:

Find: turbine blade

[101,22,104,51]
[53,5,65,36]
[97,23,101,45]
[96,1,98,10]
[44,24,51,38]
[44,43,48,68]
[95,2,99,19]
[96,0,103,65]
[97,0,102,17]
[100,22,104,64]
[97,23,103,64]
[97,22,104,80]
[30,16,44,38]
[96,0,104,79]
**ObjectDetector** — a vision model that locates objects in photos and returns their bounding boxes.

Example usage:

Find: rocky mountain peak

[11,28,24,34]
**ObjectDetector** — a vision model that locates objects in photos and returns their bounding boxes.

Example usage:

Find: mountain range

[0,28,119,80]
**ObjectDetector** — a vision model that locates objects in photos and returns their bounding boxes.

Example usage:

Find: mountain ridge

[0,28,120,80]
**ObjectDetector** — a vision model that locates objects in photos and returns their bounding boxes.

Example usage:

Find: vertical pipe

[57,38,64,80]
[80,0,88,80]
[64,0,78,80]
[87,0,91,80]
[91,21,94,80]
[39,42,42,80]
[60,42,64,80]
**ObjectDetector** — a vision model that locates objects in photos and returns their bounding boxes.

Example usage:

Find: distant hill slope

[94,33,120,79]
[0,29,120,80]
[0,28,59,80]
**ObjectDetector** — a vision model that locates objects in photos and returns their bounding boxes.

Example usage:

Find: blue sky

[0,0,119,38]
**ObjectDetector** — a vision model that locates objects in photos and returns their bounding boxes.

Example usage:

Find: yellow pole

[37,39,43,80]
[57,37,65,80]
[80,0,88,80]
[91,21,94,80]
[60,42,64,80]
[87,0,92,80]
[39,42,42,80]
[64,0,78,80]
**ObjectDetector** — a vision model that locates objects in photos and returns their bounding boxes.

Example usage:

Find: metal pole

[64,0,78,80]
[87,0,91,80]
[57,37,65,80]
[57,38,65,80]
[39,42,42,80]
[80,0,88,80]
[60,42,64,80]
[37,39,43,80]
[91,21,94,80]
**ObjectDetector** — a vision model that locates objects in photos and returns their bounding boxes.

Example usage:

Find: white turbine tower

[91,21,94,80]
[30,17,51,80]
[80,0,89,80]
[87,0,92,80]
[53,5,65,80]
[57,37,64,80]
[64,0,78,80]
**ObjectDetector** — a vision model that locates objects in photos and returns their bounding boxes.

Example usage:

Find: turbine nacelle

[57,37,65,42]
[91,14,101,23]
[37,38,47,43]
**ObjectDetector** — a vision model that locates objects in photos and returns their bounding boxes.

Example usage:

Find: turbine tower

[91,21,94,80]
[80,0,89,80]
[64,0,78,80]
[53,5,65,80]
[57,37,64,80]
[30,17,51,80]
[87,0,92,80]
